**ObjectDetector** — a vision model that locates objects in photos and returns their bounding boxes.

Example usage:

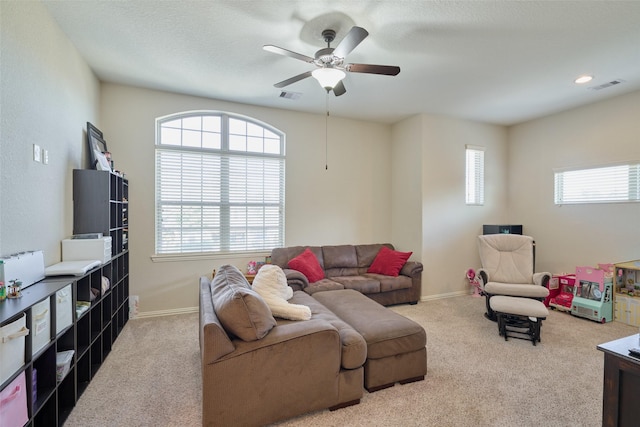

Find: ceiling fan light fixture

[312,68,346,90]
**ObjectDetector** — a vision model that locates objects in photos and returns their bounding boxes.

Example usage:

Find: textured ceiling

[43,0,640,125]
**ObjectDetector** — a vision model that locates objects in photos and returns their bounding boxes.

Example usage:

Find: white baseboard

[135,291,471,318]
[136,306,198,319]
[420,290,471,302]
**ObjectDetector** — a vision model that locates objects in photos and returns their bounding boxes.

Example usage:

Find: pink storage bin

[0,371,29,427]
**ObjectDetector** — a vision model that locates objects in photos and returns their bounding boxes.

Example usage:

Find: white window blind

[466,145,485,205]
[554,162,640,205]
[155,112,285,254]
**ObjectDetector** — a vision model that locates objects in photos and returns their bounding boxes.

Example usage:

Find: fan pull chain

[325,91,329,170]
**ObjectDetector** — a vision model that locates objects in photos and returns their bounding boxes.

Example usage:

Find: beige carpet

[64,295,637,427]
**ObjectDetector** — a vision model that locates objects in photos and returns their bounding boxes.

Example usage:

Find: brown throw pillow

[210,265,276,341]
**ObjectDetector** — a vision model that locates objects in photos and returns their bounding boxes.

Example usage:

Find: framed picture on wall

[86,122,111,171]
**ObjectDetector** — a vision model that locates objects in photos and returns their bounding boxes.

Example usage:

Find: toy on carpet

[252,264,312,321]
[466,268,482,297]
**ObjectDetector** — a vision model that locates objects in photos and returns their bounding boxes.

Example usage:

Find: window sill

[151,251,271,263]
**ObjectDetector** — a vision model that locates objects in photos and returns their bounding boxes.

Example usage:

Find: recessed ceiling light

[574,75,593,84]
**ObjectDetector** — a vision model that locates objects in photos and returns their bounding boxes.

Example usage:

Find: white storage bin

[56,350,74,383]
[30,299,51,356]
[0,313,28,385]
[62,237,112,265]
[55,284,73,334]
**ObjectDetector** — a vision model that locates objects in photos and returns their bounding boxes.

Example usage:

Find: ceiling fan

[263,26,400,96]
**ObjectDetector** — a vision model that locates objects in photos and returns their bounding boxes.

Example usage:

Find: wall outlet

[43,149,49,164]
[33,144,41,162]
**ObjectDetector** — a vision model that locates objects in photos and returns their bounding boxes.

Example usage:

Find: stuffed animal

[247,260,257,274]
[252,264,312,321]
[467,268,482,297]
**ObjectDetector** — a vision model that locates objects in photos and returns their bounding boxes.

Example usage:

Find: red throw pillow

[367,246,412,277]
[287,248,325,283]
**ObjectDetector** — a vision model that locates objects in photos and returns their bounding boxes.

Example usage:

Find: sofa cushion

[326,267,360,278]
[281,291,367,370]
[303,278,345,295]
[355,243,391,268]
[331,276,381,294]
[367,246,412,277]
[322,245,358,269]
[364,273,413,292]
[272,246,324,270]
[313,289,426,360]
[288,248,325,283]
[210,265,276,342]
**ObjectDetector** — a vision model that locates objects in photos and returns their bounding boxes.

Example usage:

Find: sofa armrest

[202,319,343,426]
[283,268,309,291]
[200,277,236,364]
[400,261,423,277]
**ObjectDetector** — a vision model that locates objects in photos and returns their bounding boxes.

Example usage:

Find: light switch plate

[33,144,41,162]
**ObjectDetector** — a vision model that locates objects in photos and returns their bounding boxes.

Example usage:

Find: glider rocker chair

[477,234,551,321]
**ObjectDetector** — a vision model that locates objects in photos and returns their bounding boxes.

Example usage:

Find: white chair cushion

[478,234,534,284]
[490,296,549,318]
[485,282,549,298]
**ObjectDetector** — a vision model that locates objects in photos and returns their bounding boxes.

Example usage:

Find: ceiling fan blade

[263,45,315,63]
[274,71,313,88]
[332,80,346,96]
[345,63,401,76]
[332,26,369,58]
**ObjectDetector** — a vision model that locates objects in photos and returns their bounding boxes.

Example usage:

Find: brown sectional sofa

[200,262,427,426]
[271,243,423,306]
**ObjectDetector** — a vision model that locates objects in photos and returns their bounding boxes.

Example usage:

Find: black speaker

[483,224,523,235]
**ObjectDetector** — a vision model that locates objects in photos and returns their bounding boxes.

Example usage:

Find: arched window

[155,111,285,255]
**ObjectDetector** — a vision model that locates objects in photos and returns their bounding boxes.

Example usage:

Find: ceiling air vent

[279,91,302,100]
[588,79,625,91]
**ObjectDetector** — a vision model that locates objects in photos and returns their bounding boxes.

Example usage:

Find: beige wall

[0,1,100,264]
[4,3,639,314]
[100,83,392,315]
[393,114,508,298]
[391,115,423,259]
[508,90,640,274]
